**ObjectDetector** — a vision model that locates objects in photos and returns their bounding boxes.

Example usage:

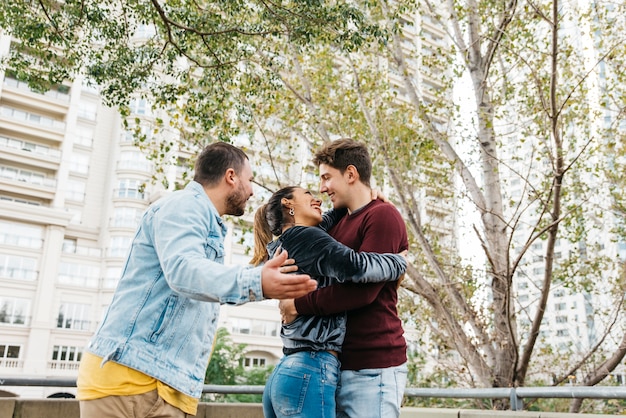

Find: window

[75,126,94,147]
[0,221,43,248]
[50,345,82,370]
[518,294,529,302]
[58,262,99,287]
[532,267,545,275]
[0,344,20,359]
[0,105,65,129]
[77,101,97,120]
[0,344,21,367]
[556,329,570,337]
[117,179,145,199]
[0,253,37,281]
[252,320,280,337]
[0,195,41,206]
[0,297,30,325]
[556,315,568,324]
[0,165,17,181]
[243,357,266,368]
[109,236,132,257]
[68,152,89,174]
[231,318,251,334]
[62,239,77,253]
[231,318,280,337]
[119,151,151,172]
[121,124,153,143]
[129,98,149,116]
[555,302,567,311]
[0,135,54,157]
[104,267,121,289]
[57,303,90,330]
[111,207,143,228]
[0,165,48,186]
[66,179,86,202]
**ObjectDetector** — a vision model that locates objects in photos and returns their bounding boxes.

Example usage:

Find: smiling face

[318,163,350,209]
[284,187,323,227]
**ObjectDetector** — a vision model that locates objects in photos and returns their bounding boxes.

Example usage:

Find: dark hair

[250,187,297,265]
[313,138,372,187]
[193,142,249,187]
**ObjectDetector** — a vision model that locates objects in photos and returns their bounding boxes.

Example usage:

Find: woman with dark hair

[254,186,407,418]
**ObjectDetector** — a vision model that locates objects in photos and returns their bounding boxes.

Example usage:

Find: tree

[232,0,626,411]
[203,327,272,403]
[3,0,626,412]
[204,327,246,387]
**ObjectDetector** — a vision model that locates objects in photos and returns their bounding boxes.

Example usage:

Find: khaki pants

[79,390,191,418]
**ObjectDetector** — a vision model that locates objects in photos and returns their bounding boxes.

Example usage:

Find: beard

[224,182,249,216]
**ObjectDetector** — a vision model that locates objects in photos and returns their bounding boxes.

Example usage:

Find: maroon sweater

[294,200,408,370]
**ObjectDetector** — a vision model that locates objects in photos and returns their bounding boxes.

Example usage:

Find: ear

[224,168,237,186]
[280,198,291,208]
[345,165,360,184]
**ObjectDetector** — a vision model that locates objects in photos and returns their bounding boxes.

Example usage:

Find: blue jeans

[263,351,340,418]
[336,363,408,418]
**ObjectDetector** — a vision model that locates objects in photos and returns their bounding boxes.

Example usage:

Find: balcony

[2,77,70,116]
[112,188,149,202]
[0,135,61,171]
[47,361,80,371]
[0,106,65,143]
[0,167,56,201]
[0,358,23,369]
[116,159,153,174]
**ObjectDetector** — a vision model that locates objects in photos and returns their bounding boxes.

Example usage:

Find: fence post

[510,387,523,411]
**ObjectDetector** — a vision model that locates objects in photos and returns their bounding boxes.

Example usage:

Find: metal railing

[2,377,626,411]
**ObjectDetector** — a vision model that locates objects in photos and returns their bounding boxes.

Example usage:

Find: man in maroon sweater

[280,139,409,418]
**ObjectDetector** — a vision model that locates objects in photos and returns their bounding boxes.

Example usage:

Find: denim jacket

[269,221,406,354]
[85,181,263,398]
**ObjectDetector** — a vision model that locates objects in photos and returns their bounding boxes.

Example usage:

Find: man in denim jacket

[77,142,317,417]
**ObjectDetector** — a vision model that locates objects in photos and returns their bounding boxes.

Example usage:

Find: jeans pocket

[273,367,312,416]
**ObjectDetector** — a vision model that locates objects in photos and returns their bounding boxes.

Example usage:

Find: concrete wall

[0,400,620,418]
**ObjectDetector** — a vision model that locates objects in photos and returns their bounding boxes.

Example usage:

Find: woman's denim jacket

[85,181,264,398]
[269,213,407,355]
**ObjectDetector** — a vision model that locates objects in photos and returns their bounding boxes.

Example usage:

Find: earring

[289,208,295,216]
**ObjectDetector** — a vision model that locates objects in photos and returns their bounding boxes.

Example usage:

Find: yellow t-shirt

[76,352,198,415]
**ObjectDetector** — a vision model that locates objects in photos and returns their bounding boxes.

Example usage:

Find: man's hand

[279,299,298,324]
[261,249,317,299]
[371,188,393,204]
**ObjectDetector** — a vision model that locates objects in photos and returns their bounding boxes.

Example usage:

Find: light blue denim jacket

[85,181,264,398]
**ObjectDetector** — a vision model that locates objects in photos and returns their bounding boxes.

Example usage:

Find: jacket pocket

[205,237,225,262]
[150,294,178,343]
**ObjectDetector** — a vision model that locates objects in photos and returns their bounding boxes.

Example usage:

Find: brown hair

[193,142,248,187]
[250,187,298,265]
[250,205,273,266]
[313,138,372,187]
